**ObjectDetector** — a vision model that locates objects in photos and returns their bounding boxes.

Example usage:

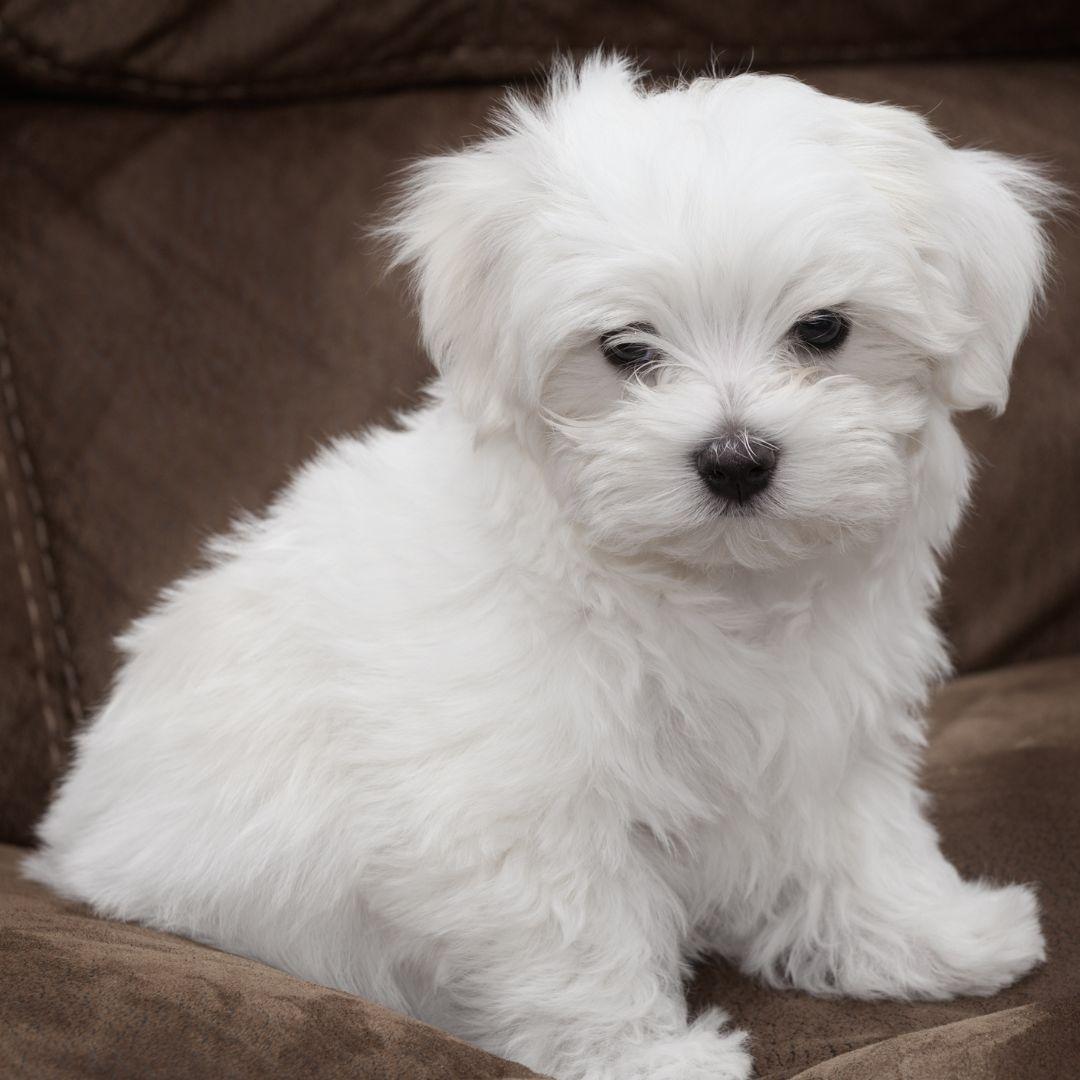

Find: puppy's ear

[835,99,1059,415]
[380,53,641,433]
[935,150,1059,414]
[380,145,524,433]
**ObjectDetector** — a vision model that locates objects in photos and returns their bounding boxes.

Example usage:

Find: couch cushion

[0,844,542,1079]
[3,656,1078,1078]
[1,1,1078,104]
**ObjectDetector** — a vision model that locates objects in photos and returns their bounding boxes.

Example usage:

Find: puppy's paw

[913,880,1046,998]
[788,880,1045,1001]
[597,1009,752,1080]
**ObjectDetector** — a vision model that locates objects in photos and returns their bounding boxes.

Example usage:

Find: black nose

[695,435,778,503]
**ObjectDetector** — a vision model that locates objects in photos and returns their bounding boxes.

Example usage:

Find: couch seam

[0,317,84,770]
[0,14,1075,103]
[0,359,61,773]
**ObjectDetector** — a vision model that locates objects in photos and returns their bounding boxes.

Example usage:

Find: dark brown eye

[792,311,850,351]
[600,324,660,369]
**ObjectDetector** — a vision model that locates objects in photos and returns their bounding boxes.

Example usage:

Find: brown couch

[2,3,1079,1077]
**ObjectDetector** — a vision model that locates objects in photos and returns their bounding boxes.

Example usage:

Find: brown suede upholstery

[1,3,1079,1077]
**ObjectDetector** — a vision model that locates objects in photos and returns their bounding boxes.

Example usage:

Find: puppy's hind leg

[397,834,752,1080]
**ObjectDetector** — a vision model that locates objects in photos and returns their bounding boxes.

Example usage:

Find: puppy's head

[384,57,1057,569]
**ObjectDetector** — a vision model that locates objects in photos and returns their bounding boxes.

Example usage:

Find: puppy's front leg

[415,832,751,1080]
[733,749,1044,1001]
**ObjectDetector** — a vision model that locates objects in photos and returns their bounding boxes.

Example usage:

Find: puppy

[27,57,1057,1080]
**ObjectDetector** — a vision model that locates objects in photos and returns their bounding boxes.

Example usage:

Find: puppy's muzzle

[695,435,777,503]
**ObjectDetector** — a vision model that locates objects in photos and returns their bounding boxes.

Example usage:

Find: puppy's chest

[633,587,836,711]
[597,586,900,808]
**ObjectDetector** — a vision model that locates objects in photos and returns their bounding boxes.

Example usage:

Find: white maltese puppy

[28,57,1056,1080]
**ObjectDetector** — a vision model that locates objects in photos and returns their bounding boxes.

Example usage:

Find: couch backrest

[1,5,1078,845]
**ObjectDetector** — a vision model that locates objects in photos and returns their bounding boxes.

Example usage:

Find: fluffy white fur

[27,59,1057,1080]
